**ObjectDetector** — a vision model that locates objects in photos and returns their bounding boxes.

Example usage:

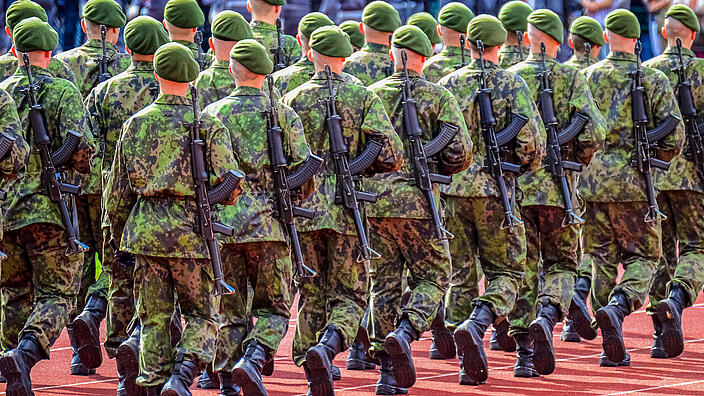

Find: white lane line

[603,379,704,395]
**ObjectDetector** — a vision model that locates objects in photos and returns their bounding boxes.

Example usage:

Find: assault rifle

[0,132,17,260]
[324,65,383,260]
[400,50,457,240]
[475,40,527,228]
[272,18,287,72]
[537,43,585,226]
[630,41,680,222]
[673,37,704,179]
[194,30,207,71]
[98,25,111,83]
[516,30,525,62]
[265,75,323,277]
[22,53,88,255]
[585,42,592,67]
[187,86,243,295]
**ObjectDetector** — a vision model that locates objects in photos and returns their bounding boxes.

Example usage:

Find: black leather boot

[384,319,418,389]
[346,341,375,370]
[116,325,141,396]
[489,319,515,352]
[304,325,343,396]
[429,304,455,360]
[658,285,688,358]
[529,301,560,375]
[70,294,107,370]
[650,315,667,359]
[232,341,269,396]
[0,335,44,396]
[513,332,539,378]
[568,276,597,340]
[454,302,495,385]
[596,293,630,364]
[331,365,341,381]
[375,353,408,395]
[219,371,241,396]
[560,319,581,342]
[196,366,219,389]
[161,360,200,396]
[599,351,631,367]
[68,326,95,376]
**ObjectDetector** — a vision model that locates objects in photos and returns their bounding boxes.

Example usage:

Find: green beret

[569,16,605,46]
[438,2,474,34]
[527,9,564,44]
[230,39,273,75]
[362,1,402,33]
[392,25,433,57]
[309,25,353,58]
[164,0,205,29]
[407,12,441,44]
[125,16,169,55]
[82,0,126,28]
[5,0,47,31]
[260,0,286,4]
[666,4,700,33]
[211,11,252,41]
[153,42,199,83]
[498,1,533,32]
[340,20,365,49]
[13,17,58,52]
[468,14,507,47]
[299,12,334,39]
[605,9,640,39]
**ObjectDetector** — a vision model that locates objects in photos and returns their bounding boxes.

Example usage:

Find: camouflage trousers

[646,190,704,314]
[0,223,83,355]
[135,255,216,386]
[443,195,526,328]
[214,241,292,372]
[103,238,137,358]
[74,193,110,316]
[584,201,660,313]
[508,206,578,332]
[366,217,450,356]
[293,229,367,366]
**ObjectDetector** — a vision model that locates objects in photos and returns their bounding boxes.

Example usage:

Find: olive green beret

[164,0,205,29]
[340,20,365,48]
[82,0,126,28]
[666,4,700,33]
[569,16,605,46]
[527,9,564,44]
[13,17,58,52]
[230,39,273,75]
[438,2,474,34]
[299,12,334,39]
[605,9,640,39]
[498,1,533,32]
[362,1,402,33]
[125,16,169,55]
[309,25,354,58]
[6,0,47,31]
[467,14,507,47]
[392,25,433,57]
[407,12,441,45]
[211,11,252,41]
[153,42,199,82]
[261,0,286,5]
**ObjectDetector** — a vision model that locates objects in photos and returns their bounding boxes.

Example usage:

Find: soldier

[282,25,403,396]
[343,1,402,86]
[438,14,543,386]
[83,15,169,395]
[564,16,604,70]
[643,4,704,359]
[506,9,604,378]
[366,25,472,394]
[0,17,96,395]
[103,42,242,395]
[0,0,75,82]
[248,0,302,67]
[163,0,214,71]
[497,1,532,69]
[407,12,442,53]
[194,10,253,106]
[581,9,684,367]
[422,2,474,83]
[339,20,365,52]
[202,39,311,396]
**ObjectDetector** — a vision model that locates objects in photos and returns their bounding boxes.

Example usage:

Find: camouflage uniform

[0,88,29,244]
[498,44,529,69]
[194,59,280,106]
[84,60,160,357]
[438,59,544,326]
[422,45,467,83]
[643,46,704,313]
[0,65,95,355]
[0,50,75,83]
[172,40,215,71]
[55,39,131,98]
[251,20,301,67]
[343,43,394,86]
[282,70,404,365]
[581,51,684,313]
[103,93,242,386]
[365,70,472,355]
[272,56,362,96]
[564,52,599,70]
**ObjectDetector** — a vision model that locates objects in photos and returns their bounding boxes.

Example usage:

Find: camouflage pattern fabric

[55,39,132,98]
[251,20,301,67]
[272,56,363,96]
[0,50,76,83]
[0,86,29,192]
[343,43,394,86]
[194,60,234,107]
[498,44,529,69]
[103,246,136,357]
[73,193,109,315]
[172,40,215,71]
[423,45,467,83]
[564,52,599,70]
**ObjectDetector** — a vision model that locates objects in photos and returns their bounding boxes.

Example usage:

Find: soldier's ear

[229,64,235,77]
[662,27,668,40]
[603,31,609,43]
[389,50,395,62]
[297,34,303,47]
[307,49,313,62]
[568,36,574,49]
[692,30,697,41]
[437,25,442,37]
[126,46,131,55]
[246,0,252,13]
[523,32,529,45]
[208,37,215,52]
[81,19,87,34]
[4,26,10,39]
[358,22,364,35]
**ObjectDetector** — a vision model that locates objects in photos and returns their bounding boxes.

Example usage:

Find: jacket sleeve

[0,89,28,179]
[205,115,243,206]
[283,105,316,199]
[59,83,97,174]
[362,89,405,174]
[512,78,545,172]
[103,124,136,247]
[436,88,473,175]
[571,70,605,166]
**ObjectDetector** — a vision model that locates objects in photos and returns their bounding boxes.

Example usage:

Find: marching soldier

[248,0,301,67]
[564,16,604,70]
[163,0,214,70]
[423,2,474,83]
[339,20,365,52]
[497,1,532,69]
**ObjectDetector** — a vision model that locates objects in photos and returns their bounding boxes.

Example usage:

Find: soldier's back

[0,51,76,83]
[56,40,131,98]
[342,43,393,86]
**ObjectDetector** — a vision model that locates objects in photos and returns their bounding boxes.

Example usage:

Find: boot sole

[376,383,409,395]
[345,358,376,371]
[529,321,555,375]
[569,298,597,341]
[116,343,140,396]
[384,334,416,388]
[560,330,582,343]
[0,352,33,396]
[513,366,540,378]
[429,332,456,360]
[71,319,102,370]
[596,309,626,363]
[650,347,668,359]
[305,348,333,396]
[657,301,684,358]
[232,366,267,396]
[454,329,488,385]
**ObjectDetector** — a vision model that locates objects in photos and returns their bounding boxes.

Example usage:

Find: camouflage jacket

[0,88,30,239]
[367,70,473,219]
[438,59,545,199]
[204,86,312,243]
[55,39,132,98]
[581,51,684,202]
[509,53,605,207]
[0,49,75,83]
[173,40,215,71]
[564,52,599,70]
[423,45,467,83]
[194,60,234,107]
[499,44,529,69]
[0,65,95,232]
[644,46,704,193]
[251,20,301,68]
[343,43,394,86]
[104,93,242,258]
[272,57,363,96]
[282,70,404,235]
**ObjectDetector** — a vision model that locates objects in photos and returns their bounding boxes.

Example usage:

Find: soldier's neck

[159,82,190,97]
[252,14,277,25]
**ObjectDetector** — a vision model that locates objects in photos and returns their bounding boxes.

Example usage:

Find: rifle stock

[98,25,111,83]
[673,37,704,178]
[194,30,207,71]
